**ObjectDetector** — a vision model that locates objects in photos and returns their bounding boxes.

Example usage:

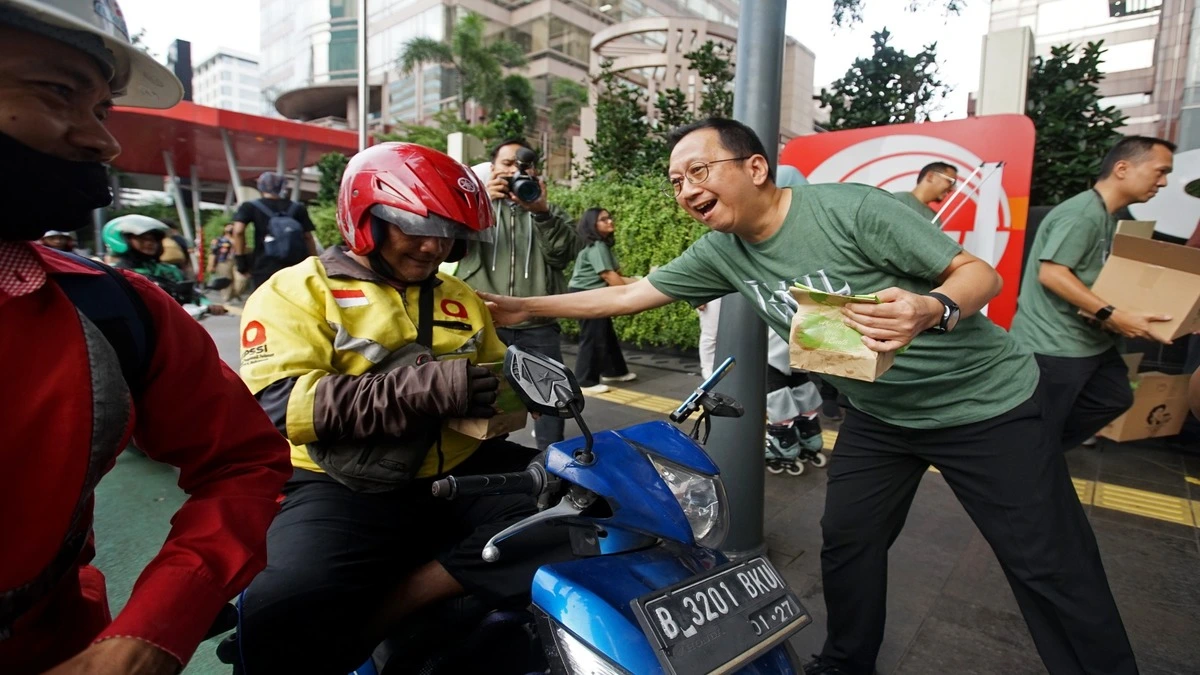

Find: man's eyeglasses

[664,157,752,197]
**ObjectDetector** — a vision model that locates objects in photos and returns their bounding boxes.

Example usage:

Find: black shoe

[803,655,852,675]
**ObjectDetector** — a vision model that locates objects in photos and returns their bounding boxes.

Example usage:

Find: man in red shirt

[0,1,292,673]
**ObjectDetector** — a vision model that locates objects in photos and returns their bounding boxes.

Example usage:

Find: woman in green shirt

[568,208,637,393]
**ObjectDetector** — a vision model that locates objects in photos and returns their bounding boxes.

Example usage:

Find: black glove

[465,365,500,418]
[235,253,253,275]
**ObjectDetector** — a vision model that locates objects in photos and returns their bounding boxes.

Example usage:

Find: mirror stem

[566,398,594,465]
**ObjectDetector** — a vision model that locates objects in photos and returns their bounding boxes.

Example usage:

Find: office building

[194,49,268,115]
[987,0,1196,143]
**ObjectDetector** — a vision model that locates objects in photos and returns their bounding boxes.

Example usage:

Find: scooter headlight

[552,623,628,675]
[648,455,728,548]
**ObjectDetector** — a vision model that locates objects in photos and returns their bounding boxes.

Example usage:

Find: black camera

[506,147,542,203]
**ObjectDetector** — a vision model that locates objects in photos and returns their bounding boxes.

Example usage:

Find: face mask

[0,132,112,242]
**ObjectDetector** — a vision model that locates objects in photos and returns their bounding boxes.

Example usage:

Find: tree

[687,41,735,119]
[549,78,589,141]
[489,109,528,142]
[584,41,734,179]
[129,28,156,58]
[315,152,349,204]
[396,13,529,123]
[585,61,655,178]
[816,29,950,130]
[832,0,966,27]
[1026,41,1126,206]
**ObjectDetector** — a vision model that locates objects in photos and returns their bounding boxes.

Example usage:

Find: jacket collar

[320,245,443,288]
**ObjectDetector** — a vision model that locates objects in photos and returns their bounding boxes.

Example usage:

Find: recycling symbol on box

[1146,404,1172,427]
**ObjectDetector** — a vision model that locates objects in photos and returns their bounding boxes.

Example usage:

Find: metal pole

[162,150,192,242]
[357,0,368,151]
[708,0,787,559]
[291,141,308,202]
[220,128,242,201]
[190,165,203,279]
[276,138,287,174]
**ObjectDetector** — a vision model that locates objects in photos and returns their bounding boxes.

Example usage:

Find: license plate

[631,556,809,675]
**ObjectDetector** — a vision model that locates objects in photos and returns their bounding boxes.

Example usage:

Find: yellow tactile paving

[592,384,1200,529]
[1092,482,1196,527]
[1072,478,1095,505]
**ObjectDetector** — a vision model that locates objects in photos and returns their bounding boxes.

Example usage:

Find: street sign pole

[709,0,787,558]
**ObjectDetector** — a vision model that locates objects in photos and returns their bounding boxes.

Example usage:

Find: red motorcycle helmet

[337,142,494,262]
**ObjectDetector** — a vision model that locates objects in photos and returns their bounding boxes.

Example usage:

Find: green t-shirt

[1010,189,1118,357]
[647,184,1038,429]
[569,241,618,291]
[892,190,939,224]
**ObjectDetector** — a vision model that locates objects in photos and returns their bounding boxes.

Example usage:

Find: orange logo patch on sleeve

[242,321,267,348]
[441,299,468,320]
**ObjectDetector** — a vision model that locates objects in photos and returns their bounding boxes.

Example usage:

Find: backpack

[50,250,156,395]
[250,199,308,264]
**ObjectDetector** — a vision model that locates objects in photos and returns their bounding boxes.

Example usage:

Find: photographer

[456,138,579,451]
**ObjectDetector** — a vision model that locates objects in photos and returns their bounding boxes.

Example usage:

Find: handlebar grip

[431,470,541,500]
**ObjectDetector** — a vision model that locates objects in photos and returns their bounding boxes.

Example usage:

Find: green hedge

[548,176,709,351]
[308,202,342,248]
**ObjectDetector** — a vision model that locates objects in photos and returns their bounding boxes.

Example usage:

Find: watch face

[946,308,961,332]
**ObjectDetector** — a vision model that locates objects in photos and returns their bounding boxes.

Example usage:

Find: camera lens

[509,175,542,203]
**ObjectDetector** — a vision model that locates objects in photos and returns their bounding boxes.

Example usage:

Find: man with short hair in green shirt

[892,161,957,225]
[482,117,1136,675]
[1011,135,1175,450]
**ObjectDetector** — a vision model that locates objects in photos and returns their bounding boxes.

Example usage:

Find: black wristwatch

[925,292,961,334]
[1094,305,1115,322]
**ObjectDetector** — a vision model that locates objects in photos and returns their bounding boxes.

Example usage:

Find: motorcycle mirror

[503,345,584,418]
[206,276,233,291]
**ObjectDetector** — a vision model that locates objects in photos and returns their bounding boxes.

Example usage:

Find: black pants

[497,325,565,451]
[238,440,572,675]
[574,315,629,387]
[819,387,1136,675]
[1035,347,1134,450]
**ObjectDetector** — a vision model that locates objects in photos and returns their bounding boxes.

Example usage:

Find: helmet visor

[370,204,495,244]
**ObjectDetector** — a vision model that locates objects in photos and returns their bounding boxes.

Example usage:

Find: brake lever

[482,498,583,563]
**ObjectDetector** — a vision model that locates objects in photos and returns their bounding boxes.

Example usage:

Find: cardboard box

[1089,229,1200,343]
[1098,353,1192,442]
[788,286,896,382]
[448,362,528,440]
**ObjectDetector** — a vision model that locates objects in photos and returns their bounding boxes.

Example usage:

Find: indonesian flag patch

[332,289,369,308]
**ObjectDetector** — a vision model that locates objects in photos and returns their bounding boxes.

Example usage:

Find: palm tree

[396,13,530,124]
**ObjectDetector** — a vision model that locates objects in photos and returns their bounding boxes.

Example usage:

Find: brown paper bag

[787,285,896,382]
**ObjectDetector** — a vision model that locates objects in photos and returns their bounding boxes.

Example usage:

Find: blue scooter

[213,345,810,674]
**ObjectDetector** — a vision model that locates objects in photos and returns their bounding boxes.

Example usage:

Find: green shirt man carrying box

[481,117,1138,675]
[1010,136,1176,451]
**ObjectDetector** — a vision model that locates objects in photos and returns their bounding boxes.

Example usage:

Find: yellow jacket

[240,247,507,479]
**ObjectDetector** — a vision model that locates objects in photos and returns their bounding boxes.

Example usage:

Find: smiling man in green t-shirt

[1011,135,1176,450]
[482,117,1136,675]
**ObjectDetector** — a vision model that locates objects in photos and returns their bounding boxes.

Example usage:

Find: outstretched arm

[481,277,674,326]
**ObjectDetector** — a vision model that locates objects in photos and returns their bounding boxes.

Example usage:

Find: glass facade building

[260,0,739,128]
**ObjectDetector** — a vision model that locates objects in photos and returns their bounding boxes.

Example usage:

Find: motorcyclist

[104,215,227,314]
[236,142,571,674]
